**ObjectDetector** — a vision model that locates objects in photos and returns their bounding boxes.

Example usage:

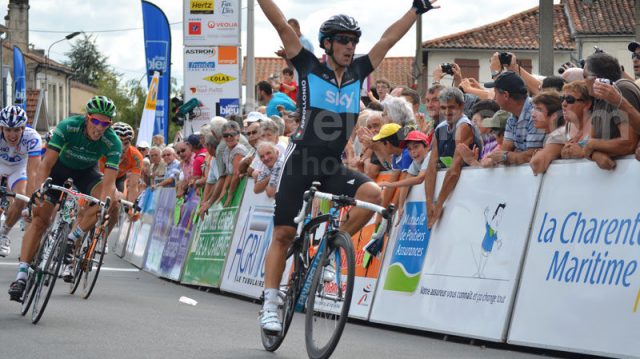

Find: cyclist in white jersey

[0,106,42,256]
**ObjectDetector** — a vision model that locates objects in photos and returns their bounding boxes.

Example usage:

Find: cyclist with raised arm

[8,96,122,300]
[0,106,42,257]
[256,0,439,333]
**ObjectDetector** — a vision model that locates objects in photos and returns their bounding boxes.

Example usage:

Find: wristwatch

[501,151,508,163]
[491,70,501,79]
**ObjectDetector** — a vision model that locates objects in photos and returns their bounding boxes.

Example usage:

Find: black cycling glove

[413,0,434,14]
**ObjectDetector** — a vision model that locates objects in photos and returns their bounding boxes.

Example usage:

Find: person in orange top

[98,122,143,203]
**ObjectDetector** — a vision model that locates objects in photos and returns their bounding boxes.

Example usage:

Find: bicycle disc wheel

[305,231,355,359]
[261,255,302,352]
[31,224,70,324]
[81,228,106,299]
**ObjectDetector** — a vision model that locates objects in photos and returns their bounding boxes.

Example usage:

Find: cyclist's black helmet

[318,15,361,50]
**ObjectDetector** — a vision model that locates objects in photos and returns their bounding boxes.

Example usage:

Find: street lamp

[44,31,81,128]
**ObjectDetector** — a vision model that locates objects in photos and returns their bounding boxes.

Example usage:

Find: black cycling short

[45,161,103,203]
[274,145,372,228]
[115,175,126,192]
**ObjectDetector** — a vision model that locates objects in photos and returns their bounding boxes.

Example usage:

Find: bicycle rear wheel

[261,252,302,352]
[304,231,355,359]
[80,227,106,299]
[31,223,70,324]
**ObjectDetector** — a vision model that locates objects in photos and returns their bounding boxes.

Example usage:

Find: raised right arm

[256,0,302,58]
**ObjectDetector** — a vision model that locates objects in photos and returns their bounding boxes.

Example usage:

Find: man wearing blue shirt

[257,81,296,117]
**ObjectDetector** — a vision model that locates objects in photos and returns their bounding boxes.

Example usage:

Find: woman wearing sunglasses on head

[8,96,123,299]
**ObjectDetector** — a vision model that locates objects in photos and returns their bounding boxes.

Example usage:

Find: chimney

[5,0,29,52]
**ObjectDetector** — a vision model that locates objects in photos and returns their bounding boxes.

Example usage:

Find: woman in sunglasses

[560,81,593,159]
[8,96,122,298]
[256,0,440,334]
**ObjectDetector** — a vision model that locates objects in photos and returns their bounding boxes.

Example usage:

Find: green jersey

[48,115,122,170]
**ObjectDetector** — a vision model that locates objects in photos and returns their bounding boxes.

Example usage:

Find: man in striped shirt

[485,71,546,165]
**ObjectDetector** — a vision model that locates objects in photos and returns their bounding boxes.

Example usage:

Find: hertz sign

[190,0,214,14]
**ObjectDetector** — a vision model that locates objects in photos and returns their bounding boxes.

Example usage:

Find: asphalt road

[0,228,572,359]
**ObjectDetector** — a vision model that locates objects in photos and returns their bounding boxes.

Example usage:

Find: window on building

[454,59,479,81]
[518,58,533,74]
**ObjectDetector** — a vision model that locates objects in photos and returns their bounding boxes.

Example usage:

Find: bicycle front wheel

[31,224,70,324]
[305,230,355,359]
[80,227,106,299]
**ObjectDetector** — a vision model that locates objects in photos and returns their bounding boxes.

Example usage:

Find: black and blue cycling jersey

[289,48,374,157]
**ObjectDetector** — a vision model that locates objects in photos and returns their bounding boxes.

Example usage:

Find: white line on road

[0,263,139,272]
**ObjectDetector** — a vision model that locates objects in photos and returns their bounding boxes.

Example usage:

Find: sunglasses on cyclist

[633,53,640,60]
[89,116,112,128]
[560,95,584,104]
[222,132,238,138]
[333,35,359,46]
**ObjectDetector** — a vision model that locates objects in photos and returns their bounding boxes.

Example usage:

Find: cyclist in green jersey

[8,96,122,300]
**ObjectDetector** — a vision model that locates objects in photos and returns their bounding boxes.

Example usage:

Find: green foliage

[95,72,146,129]
[65,34,109,87]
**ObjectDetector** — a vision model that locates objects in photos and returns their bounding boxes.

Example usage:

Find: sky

[2,0,556,87]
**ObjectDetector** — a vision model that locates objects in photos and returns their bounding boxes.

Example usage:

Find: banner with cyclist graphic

[220,180,292,299]
[183,0,241,46]
[124,188,157,268]
[157,189,200,281]
[144,188,178,275]
[370,167,541,342]
[183,46,241,136]
[181,179,246,287]
[508,159,640,358]
[348,171,399,320]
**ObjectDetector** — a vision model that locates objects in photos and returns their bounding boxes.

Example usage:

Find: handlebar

[41,178,110,209]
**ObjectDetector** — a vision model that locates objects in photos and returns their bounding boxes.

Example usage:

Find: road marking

[0,263,139,272]
[634,288,640,313]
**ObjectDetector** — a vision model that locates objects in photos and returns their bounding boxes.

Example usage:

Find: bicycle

[261,181,394,359]
[19,178,86,323]
[66,187,112,299]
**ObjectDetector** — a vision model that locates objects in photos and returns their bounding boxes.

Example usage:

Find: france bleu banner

[13,46,26,110]
[141,0,171,141]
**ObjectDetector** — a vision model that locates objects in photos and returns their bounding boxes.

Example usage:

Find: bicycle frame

[291,182,393,313]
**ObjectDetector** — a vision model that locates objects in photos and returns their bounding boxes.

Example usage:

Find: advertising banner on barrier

[183,46,241,136]
[508,159,640,357]
[158,189,200,281]
[183,0,241,46]
[181,179,246,287]
[370,166,541,341]
[144,188,178,275]
[124,189,157,268]
[220,181,278,298]
[112,211,131,258]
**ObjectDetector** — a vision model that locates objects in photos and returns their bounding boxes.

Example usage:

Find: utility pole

[636,0,640,41]
[539,0,554,76]
[246,0,256,113]
[415,16,424,96]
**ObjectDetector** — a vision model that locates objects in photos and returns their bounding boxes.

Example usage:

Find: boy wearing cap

[378,130,430,223]
[371,123,413,171]
[457,110,509,167]
[484,71,546,166]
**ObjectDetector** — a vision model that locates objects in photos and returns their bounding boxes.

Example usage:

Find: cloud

[2,0,552,86]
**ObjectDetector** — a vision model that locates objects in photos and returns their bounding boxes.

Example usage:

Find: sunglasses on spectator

[177,149,186,154]
[89,116,111,128]
[633,53,640,60]
[162,153,172,157]
[222,132,238,138]
[246,130,259,136]
[560,95,584,104]
[333,35,359,46]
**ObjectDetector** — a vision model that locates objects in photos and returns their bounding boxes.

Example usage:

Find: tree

[95,71,146,128]
[65,34,109,87]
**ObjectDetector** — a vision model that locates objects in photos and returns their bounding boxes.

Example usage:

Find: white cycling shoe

[0,234,10,257]
[260,309,282,333]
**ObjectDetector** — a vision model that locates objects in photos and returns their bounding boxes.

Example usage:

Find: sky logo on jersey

[204,73,236,85]
[220,98,240,116]
[308,74,360,113]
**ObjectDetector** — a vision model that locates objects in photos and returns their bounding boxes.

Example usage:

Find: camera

[441,63,454,76]
[499,52,512,66]
[596,78,611,85]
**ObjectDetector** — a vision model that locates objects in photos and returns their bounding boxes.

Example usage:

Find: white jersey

[0,127,42,168]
